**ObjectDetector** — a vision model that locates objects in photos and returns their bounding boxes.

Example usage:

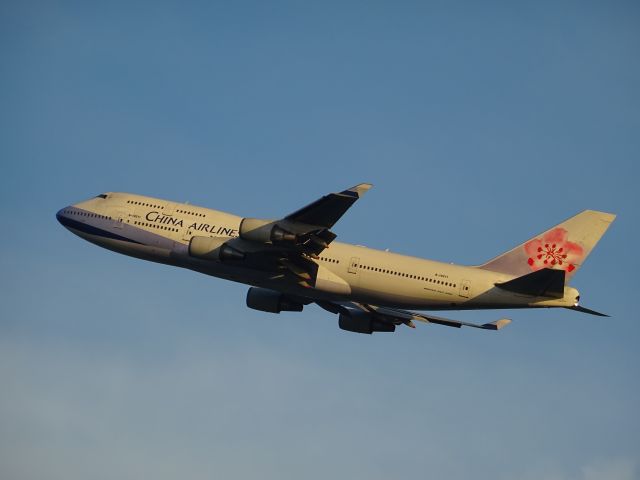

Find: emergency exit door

[459,279,471,298]
[348,257,360,274]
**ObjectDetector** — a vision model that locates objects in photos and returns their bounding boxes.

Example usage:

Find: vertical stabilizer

[478,210,615,282]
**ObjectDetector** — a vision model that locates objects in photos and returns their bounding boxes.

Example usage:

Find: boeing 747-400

[57,184,615,334]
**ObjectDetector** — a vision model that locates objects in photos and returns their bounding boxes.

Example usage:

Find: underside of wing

[285,183,373,228]
[316,300,511,334]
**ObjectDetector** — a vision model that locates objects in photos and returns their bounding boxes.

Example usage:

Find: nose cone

[56,207,71,228]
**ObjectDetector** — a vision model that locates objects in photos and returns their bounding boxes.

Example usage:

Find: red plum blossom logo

[524,228,584,273]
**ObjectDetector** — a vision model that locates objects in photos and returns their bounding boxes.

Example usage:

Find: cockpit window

[95,194,108,199]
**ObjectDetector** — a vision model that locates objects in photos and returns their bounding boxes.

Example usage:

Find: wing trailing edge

[316,301,511,333]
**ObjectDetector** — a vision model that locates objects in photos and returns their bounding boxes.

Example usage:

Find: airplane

[56,184,616,334]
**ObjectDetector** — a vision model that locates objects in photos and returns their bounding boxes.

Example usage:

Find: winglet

[341,183,373,198]
[481,318,512,330]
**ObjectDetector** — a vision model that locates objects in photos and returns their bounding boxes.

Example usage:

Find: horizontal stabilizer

[566,305,609,317]
[496,268,565,298]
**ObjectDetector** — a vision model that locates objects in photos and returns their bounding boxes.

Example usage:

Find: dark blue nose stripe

[56,208,143,244]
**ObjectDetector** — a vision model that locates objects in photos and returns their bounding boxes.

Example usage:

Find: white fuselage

[56,192,579,311]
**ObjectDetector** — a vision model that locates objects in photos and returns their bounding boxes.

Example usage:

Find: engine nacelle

[338,311,396,334]
[239,218,297,245]
[246,287,304,314]
[189,236,245,261]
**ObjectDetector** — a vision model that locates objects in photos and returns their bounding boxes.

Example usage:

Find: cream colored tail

[478,210,616,282]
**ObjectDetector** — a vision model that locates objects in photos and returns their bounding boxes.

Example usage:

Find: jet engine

[338,310,395,334]
[239,218,297,245]
[246,287,304,314]
[189,236,245,261]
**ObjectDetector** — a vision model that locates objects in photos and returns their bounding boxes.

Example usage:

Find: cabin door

[348,257,360,274]
[113,209,127,229]
[459,279,471,298]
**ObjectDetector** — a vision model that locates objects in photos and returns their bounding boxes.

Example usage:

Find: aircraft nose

[56,207,70,226]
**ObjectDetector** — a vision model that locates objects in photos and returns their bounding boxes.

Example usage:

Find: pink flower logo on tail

[524,228,584,273]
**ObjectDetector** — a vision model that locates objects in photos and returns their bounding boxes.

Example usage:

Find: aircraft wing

[277,183,372,256]
[236,183,372,258]
[285,183,373,229]
[206,184,372,288]
[316,300,511,332]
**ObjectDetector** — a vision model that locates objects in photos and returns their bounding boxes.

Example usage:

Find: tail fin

[478,210,616,282]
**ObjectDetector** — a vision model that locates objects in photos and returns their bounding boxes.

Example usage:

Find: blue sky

[1,1,639,479]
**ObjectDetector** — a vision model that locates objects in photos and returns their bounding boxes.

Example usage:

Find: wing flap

[317,301,511,332]
[411,311,511,330]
